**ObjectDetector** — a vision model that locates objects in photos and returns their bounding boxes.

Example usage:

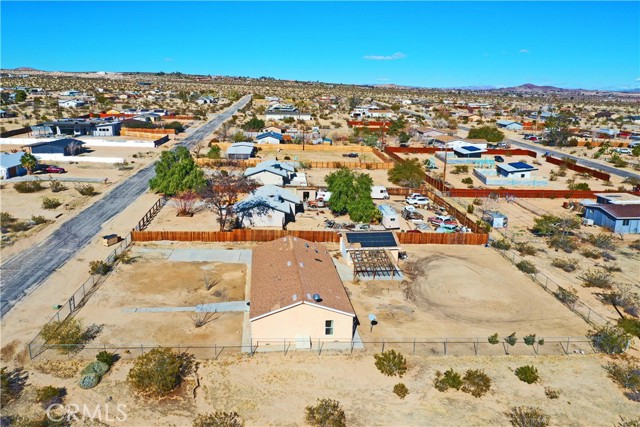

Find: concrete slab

[332,258,354,282]
[123,300,249,313]
[168,249,252,264]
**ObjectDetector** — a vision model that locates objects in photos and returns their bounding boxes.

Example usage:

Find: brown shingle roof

[250,237,356,320]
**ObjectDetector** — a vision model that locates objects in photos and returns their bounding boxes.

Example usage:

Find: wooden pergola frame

[351,249,398,280]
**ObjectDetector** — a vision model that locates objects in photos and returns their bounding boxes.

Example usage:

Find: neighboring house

[133,113,161,123]
[60,90,81,97]
[250,236,357,348]
[583,204,640,234]
[27,139,83,156]
[58,99,86,108]
[496,162,537,179]
[256,131,284,145]
[265,104,312,121]
[235,185,301,228]
[594,193,640,206]
[367,109,393,119]
[244,159,295,186]
[196,96,217,105]
[453,145,487,158]
[262,126,283,134]
[0,152,26,179]
[31,119,121,137]
[92,122,121,137]
[416,127,445,139]
[226,142,256,160]
[495,120,523,131]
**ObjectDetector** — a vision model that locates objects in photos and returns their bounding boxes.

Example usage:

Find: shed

[482,211,508,228]
[250,237,356,349]
[227,142,256,160]
[27,139,83,156]
[453,145,487,158]
[0,152,26,179]
[496,161,537,178]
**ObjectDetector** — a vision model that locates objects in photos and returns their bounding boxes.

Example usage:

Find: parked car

[494,155,505,162]
[41,165,66,174]
[614,148,632,154]
[405,193,423,201]
[527,136,539,142]
[496,142,510,148]
[428,215,457,226]
[342,152,359,158]
[405,196,430,206]
[402,206,424,222]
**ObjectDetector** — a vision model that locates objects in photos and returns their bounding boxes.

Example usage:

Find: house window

[622,219,630,226]
[325,320,334,335]
[520,173,526,178]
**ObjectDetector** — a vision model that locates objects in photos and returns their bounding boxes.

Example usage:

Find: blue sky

[2,1,638,90]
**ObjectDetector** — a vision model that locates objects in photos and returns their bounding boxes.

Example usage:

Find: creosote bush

[515,365,540,384]
[127,348,194,397]
[588,233,616,250]
[604,361,640,392]
[555,286,579,305]
[31,215,47,225]
[49,179,67,193]
[461,369,492,398]
[89,260,112,275]
[589,325,632,354]
[42,197,61,209]
[551,258,577,272]
[393,383,409,399]
[374,349,407,377]
[35,385,66,409]
[491,239,511,250]
[14,180,45,193]
[516,243,537,256]
[580,248,602,259]
[544,387,561,399]
[548,234,578,253]
[193,411,244,427]
[516,260,537,274]
[75,183,96,196]
[580,269,613,289]
[40,318,86,352]
[507,406,550,427]
[434,369,463,392]
[305,398,346,427]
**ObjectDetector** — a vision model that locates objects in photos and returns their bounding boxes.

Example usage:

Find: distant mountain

[498,83,582,92]
[10,67,40,71]
[619,88,640,93]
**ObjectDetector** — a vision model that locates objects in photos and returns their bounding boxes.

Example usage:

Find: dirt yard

[0,352,637,426]
[348,245,590,345]
[75,250,247,347]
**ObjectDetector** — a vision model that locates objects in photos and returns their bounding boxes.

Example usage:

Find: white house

[0,151,26,179]
[60,90,81,97]
[234,185,301,228]
[226,142,256,160]
[250,237,357,348]
[244,159,295,186]
[496,120,523,131]
[196,96,217,105]
[58,99,86,108]
[496,161,538,179]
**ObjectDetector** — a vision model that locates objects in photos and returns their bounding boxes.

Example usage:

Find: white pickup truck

[405,194,430,206]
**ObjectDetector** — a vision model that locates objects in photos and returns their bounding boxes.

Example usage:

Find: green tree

[14,90,27,103]
[325,168,378,222]
[19,152,39,174]
[149,147,206,196]
[362,133,379,147]
[398,132,410,144]
[207,145,221,159]
[467,126,505,142]
[544,114,574,147]
[387,118,406,136]
[164,121,185,133]
[242,117,265,131]
[388,158,425,188]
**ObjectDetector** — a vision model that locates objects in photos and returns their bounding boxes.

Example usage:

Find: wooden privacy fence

[397,232,488,245]
[121,127,176,136]
[545,155,611,181]
[131,229,342,243]
[196,158,392,170]
[385,146,538,158]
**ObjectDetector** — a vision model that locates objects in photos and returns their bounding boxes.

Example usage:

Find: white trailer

[378,204,400,229]
[371,186,389,200]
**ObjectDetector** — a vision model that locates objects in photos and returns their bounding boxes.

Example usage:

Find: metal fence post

[444,338,447,356]
[413,339,416,355]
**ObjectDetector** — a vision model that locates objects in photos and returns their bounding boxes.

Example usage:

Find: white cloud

[519,49,529,53]
[364,52,406,61]
[635,77,640,82]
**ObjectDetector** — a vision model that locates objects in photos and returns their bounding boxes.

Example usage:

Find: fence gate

[68,295,76,312]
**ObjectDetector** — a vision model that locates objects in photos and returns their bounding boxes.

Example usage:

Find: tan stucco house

[250,237,356,349]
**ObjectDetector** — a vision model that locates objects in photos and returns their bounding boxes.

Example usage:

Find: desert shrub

[35,385,66,409]
[374,349,407,377]
[14,180,44,193]
[49,179,67,193]
[602,251,617,261]
[466,204,474,214]
[618,318,640,339]
[81,361,110,377]
[40,318,86,351]
[488,333,499,345]
[544,387,561,399]
[629,239,640,251]
[548,234,578,252]
[473,197,483,206]
[551,258,577,272]
[516,243,537,256]
[605,361,640,393]
[491,239,511,250]
[617,416,640,427]
[452,165,469,174]
[206,145,221,159]
[505,333,517,346]
[75,184,96,196]
[580,248,602,259]
[461,177,473,185]
[393,383,409,399]
[89,260,111,275]
[516,260,537,274]
[604,264,623,273]
[10,221,30,232]
[193,411,243,427]
[603,284,639,316]
[555,286,579,305]
[461,369,492,398]
[523,334,537,346]
[78,373,99,389]
[42,197,61,209]
[96,351,117,367]
[127,348,193,397]
[115,250,134,265]
[580,269,613,288]
[589,325,632,354]
[1,367,25,406]
[588,233,616,250]
[434,369,463,392]
[305,398,346,427]
[31,215,47,225]
[0,211,16,227]
[515,365,540,384]
[507,406,550,427]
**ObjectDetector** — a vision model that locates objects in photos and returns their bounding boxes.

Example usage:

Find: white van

[371,186,389,200]
[378,204,400,229]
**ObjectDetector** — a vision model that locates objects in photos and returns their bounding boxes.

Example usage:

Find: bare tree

[192,140,205,158]
[190,311,219,328]
[203,272,220,291]
[218,121,232,142]
[201,170,256,231]
[66,140,82,156]
[172,191,199,216]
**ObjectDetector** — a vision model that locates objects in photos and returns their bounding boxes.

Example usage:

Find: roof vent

[287,261,292,267]
[299,262,304,268]
[313,294,322,302]
[292,294,297,301]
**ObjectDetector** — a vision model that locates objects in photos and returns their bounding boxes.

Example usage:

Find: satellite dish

[368,314,377,325]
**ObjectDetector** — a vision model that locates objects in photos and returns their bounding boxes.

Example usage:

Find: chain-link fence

[30,336,596,360]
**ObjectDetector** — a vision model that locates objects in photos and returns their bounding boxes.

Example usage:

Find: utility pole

[442,145,448,193]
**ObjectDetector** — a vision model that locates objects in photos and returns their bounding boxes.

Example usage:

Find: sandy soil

[0,352,637,426]
[350,245,590,344]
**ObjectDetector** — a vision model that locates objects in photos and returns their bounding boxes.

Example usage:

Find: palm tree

[20,152,39,174]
